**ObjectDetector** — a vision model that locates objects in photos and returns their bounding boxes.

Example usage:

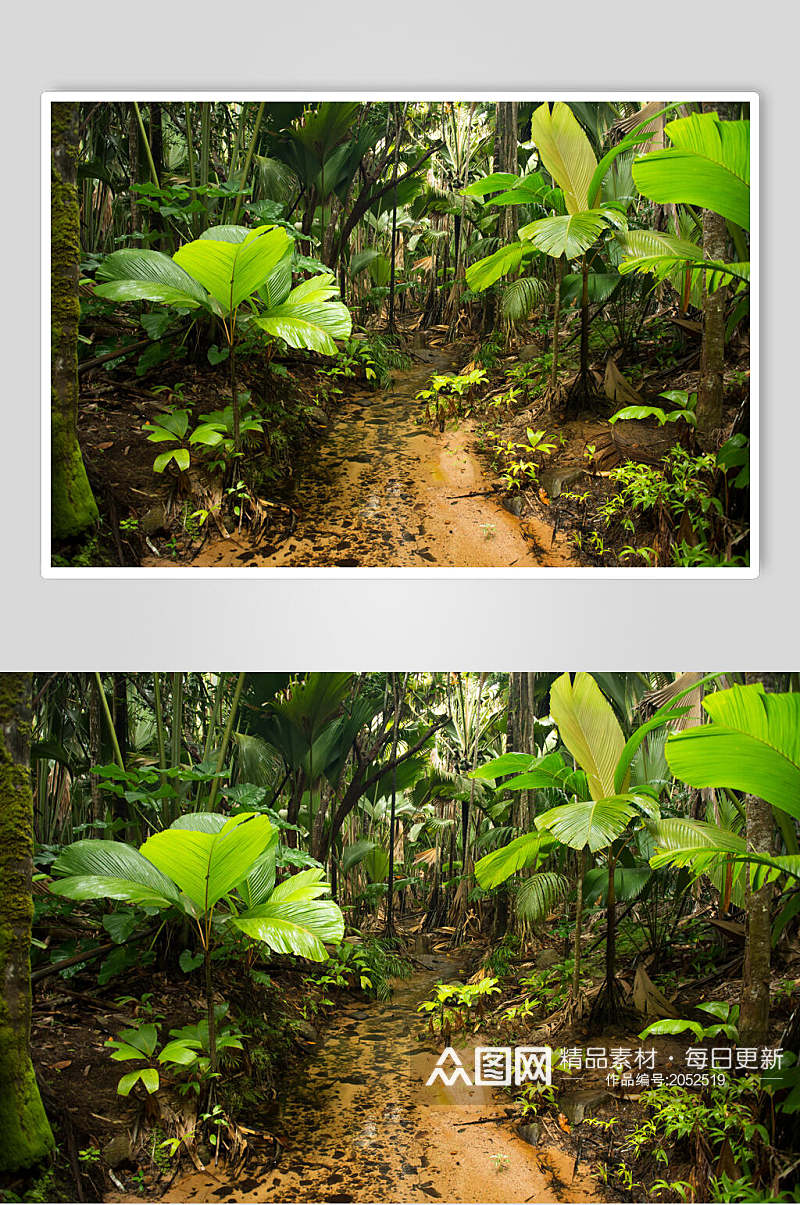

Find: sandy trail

[145,354,575,569]
[147,955,598,1204]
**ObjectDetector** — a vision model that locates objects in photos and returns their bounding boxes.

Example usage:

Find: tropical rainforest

[50,99,751,569]
[1,670,797,1205]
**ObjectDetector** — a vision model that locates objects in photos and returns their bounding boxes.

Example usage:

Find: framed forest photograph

[44,94,756,575]
[2,670,797,1205]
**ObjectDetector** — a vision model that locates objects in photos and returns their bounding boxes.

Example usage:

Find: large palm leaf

[465,243,528,291]
[550,672,627,801]
[515,872,570,923]
[234,868,344,959]
[535,796,640,852]
[665,685,800,820]
[140,813,275,911]
[519,209,624,260]
[50,839,182,909]
[474,831,556,889]
[94,249,214,312]
[173,224,292,314]
[233,898,344,960]
[618,230,749,293]
[530,101,597,215]
[632,112,750,231]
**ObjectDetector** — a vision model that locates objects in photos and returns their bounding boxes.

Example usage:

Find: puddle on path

[156,955,598,1203]
[147,353,576,569]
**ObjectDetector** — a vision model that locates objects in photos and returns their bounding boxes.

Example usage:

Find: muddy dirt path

[149,353,576,569]
[158,954,598,1204]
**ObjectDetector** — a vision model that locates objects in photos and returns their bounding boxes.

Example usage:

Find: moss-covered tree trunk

[0,675,54,1171]
[51,102,98,540]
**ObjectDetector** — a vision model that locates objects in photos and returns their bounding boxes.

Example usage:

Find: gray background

[6,0,795,670]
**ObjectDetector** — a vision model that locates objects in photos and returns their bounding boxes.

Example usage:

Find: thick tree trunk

[495,102,519,246]
[0,675,55,1171]
[507,673,537,828]
[51,102,98,540]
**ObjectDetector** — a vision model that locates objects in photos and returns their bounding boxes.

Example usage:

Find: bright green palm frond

[515,872,570,923]
[618,229,749,293]
[519,209,623,260]
[174,225,292,314]
[140,813,274,912]
[633,112,750,230]
[475,831,557,889]
[94,249,212,311]
[268,867,331,903]
[471,751,543,782]
[666,686,800,820]
[49,839,182,909]
[646,816,746,870]
[254,297,352,355]
[550,672,627,801]
[530,101,597,215]
[463,172,521,197]
[465,243,528,291]
[236,830,280,909]
[233,897,344,961]
[535,796,638,853]
[501,275,548,322]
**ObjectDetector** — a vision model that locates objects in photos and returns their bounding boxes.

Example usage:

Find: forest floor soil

[64,317,748,570]
[18,914,799,1203]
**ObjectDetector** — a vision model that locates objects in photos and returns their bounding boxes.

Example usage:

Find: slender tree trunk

[231,102,265,226]
[739,671,781,1045]
[207,673,246,811]
[153,672,167,787]
[170,672,183,770]
[89,673,103,829]
[696,101,730,449]
[740,792,773,1045]
[385,673,402,935]
[387,106,402,333]
[51,102,98,540]
[204,944,217,1074]
[572,848,585,998]
[579,254,590,381]
[550,256,564,389]
[112,674,129,770]
[0,675,55,1171]
[737,679,780,1045]
[605,855,616,987]
[128,104,140,233]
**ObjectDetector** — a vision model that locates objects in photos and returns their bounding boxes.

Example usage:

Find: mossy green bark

[0,675,55,1171]
[51,103,98,540]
